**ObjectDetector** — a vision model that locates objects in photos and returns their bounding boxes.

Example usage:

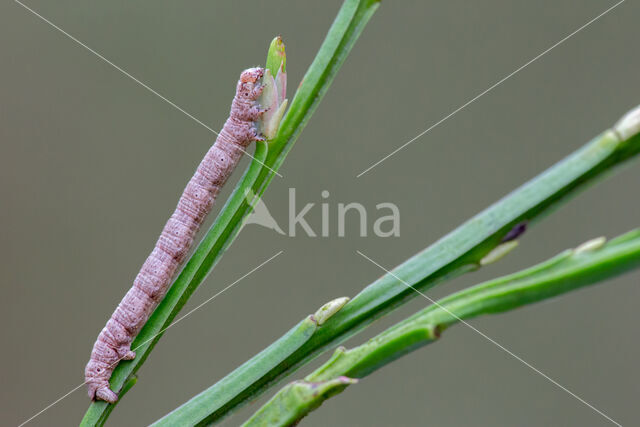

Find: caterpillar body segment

[85,68,266,402]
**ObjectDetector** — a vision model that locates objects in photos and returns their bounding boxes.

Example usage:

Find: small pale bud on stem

[614,104,640,141]
[259,36,288,140]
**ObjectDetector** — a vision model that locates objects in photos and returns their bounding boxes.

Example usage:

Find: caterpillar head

[236,67,265,102]
[240,67,264,84]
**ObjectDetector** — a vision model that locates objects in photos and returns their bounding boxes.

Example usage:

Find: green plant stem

[242,377,357,427]
[93,376,137,426]
[80,1,381,425]
[155,107,640,425]
[151,315,319,427]
[243,230,640,426]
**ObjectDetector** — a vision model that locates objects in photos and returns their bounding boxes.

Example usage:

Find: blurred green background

[2,1,639,425]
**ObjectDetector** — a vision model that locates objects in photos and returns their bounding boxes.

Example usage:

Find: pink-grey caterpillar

[85,67,266,403]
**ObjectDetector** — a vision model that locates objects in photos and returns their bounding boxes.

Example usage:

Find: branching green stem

[156,104,640,425]
[243,230,640,426]
[80,1,381,425]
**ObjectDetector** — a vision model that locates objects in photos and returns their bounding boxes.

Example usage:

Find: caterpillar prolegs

[85,67,269,403]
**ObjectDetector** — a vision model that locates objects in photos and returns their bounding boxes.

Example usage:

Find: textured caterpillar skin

[85,68,265,403]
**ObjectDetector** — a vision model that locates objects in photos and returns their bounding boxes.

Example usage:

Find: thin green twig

[243,230,640,426]
[80,1,381,425]
[155,104,640,425]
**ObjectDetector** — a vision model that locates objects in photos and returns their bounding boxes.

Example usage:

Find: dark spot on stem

[433,325,442,338]
[501,221,528,243]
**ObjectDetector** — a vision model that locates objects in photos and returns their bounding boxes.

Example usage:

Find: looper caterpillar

[85,66,286,403]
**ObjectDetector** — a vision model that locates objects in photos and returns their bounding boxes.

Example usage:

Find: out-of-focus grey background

[2,1,639,426]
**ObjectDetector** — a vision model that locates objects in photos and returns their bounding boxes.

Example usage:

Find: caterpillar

[85,67,268,403]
